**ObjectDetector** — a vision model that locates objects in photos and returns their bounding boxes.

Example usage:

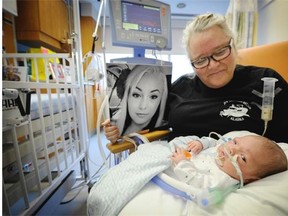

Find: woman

[110,65,168,136]
[104,13,288,143]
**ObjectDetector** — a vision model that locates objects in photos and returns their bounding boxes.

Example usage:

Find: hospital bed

[99,41,288,215]
[2,53,88,215]
[119,142,288,216]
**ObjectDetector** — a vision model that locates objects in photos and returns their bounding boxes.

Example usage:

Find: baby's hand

[187,140,203,154]
[171,148,187,165]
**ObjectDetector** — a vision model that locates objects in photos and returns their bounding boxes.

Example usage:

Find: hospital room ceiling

[79,0,230,20]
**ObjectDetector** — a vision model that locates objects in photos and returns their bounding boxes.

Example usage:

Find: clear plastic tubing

[261,77,278,121]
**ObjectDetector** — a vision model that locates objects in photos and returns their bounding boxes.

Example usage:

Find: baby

[170,132,287,189]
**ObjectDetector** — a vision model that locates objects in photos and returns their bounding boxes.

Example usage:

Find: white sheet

[30,93,73,120]
[119,142,288,216]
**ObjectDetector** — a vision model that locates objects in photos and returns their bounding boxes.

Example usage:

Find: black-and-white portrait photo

[106,63,172,136]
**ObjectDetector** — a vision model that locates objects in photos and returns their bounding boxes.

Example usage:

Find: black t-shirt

[167,65,288,143]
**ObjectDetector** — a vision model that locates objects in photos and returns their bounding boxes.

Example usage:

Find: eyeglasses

[191,39,233,69]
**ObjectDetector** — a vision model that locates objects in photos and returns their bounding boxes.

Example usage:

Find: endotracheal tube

[194,132,243,208]
[261,77,278,135]
[197,184,238,208]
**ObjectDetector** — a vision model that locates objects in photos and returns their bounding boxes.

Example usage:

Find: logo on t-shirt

[220,100,251,121]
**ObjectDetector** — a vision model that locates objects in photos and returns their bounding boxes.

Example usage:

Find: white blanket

[87,141,173,216]
[87,131,245,216]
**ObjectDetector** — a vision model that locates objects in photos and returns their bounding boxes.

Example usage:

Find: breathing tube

[151,172,239,208]
[152,132,243,208]
[221,144,244,188]
[210,132,244,188]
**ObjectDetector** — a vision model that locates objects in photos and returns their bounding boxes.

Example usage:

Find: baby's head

[216,135,287,184]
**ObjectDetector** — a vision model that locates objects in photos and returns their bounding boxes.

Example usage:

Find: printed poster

[106,63,172,136]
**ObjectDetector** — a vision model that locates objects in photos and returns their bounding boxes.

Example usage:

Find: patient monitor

[108,0,172,52]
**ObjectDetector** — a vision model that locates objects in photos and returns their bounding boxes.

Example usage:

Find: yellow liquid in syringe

[261,107,273,121]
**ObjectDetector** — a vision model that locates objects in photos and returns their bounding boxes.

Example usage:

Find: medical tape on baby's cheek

[209,132,243,187]
[223,144,244,188]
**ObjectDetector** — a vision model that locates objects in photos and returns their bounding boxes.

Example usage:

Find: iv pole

[89,0,111,170]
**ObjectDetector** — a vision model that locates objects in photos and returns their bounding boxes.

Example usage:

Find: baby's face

[216,135,266,183]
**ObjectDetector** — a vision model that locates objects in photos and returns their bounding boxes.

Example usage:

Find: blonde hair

[115,65,168,135]
[182,13,236,60]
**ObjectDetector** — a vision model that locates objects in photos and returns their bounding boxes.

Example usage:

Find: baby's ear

[244,176,260,184]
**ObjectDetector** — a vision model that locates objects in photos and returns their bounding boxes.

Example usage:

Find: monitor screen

[108,0,172,50]
[121,1,161,34]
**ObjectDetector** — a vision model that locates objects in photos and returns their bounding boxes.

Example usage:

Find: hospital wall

[257,0,288,45]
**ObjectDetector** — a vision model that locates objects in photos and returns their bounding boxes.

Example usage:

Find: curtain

[226,0,258,48]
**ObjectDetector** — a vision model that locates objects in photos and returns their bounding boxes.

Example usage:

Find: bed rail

[2,53,88,215]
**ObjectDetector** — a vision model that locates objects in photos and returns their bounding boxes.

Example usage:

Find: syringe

[261,77,278,135]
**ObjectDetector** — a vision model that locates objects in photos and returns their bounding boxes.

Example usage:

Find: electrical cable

[86,134,110,169]
[96,95,110,169]
[59,180,87,204]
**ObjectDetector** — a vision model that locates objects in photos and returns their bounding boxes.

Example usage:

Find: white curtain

[226,0,258,49]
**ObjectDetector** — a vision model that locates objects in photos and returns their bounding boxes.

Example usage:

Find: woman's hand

[102,119,120,144]
[187,140,203,154]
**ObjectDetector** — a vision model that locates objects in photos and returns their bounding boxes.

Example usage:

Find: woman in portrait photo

[110,64,169,136]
